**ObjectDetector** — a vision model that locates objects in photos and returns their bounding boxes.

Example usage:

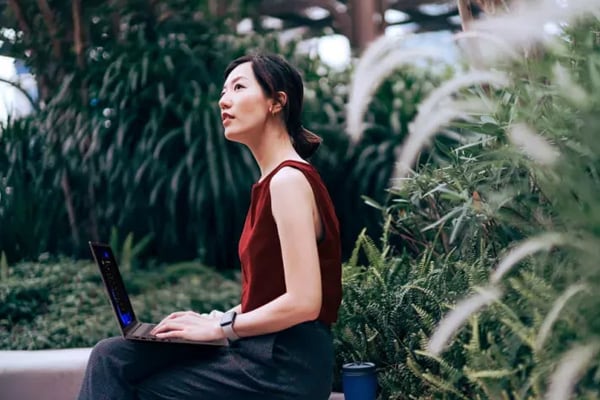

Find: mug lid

[342,362,376,372]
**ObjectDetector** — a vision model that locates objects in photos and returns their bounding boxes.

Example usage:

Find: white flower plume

[346,34,444,142]
[545,342,600,400]
[428,286,502,355]
[470,0,600,62]
[490,233,565,284]
[392,71,509,181]
[535,284,588,351]
[507,123,560,165]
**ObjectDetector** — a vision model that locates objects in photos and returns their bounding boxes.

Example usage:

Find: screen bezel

[89,241,139,334]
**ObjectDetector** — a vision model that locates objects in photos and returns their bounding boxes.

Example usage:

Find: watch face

[220,311,235,326]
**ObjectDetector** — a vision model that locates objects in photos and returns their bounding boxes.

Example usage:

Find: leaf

[1,251,8,281]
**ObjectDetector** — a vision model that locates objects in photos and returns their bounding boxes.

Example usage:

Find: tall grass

[340,1,600,398]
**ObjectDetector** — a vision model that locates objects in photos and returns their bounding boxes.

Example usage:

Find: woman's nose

[219,94,231,110]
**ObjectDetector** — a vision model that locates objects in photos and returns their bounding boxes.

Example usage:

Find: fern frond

[464,314,481,354]
[498,315,535,349]
[420,371,470,400]
[412,304,436,331]
[361,234,384,269]
[347,228,368,268]
[465,368,517,380]
[414,349,465,384]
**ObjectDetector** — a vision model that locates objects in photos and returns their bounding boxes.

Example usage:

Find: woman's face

[219,62,272,143]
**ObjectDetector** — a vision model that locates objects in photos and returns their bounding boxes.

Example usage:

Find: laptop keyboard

[130,323,158,339]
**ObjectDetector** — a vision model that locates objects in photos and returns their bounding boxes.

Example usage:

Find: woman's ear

[272,91,288,114]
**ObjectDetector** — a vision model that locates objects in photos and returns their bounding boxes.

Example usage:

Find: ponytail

[290,125,322,159]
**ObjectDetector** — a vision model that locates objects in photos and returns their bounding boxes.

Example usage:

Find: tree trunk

[7,0,31,35]
[36,0,62,60]
[473,0,508,15]
[457,0,475,31]
[72,0,86,70]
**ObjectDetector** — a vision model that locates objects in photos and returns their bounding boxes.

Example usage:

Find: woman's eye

[234,84,244,90]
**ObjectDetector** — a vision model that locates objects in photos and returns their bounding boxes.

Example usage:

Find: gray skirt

[78,321,333,400]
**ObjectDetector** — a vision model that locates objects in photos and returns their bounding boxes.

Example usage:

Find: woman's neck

[250,127,305,182]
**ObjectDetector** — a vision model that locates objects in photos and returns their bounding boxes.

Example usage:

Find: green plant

[0,1,270,267]
[338,4,600,399]
[334,226,488,399]
[109,228,154,272]
[0,117,70,261]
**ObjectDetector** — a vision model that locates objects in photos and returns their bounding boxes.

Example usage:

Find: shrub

[334,8,600,400]
[0,258,240,350]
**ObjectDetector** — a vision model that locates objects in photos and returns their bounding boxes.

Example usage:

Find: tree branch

[7,0,31,35]
[110,3,122,43]
[457,0,475,31]
[71,0,85,70]
[36,0,62,59]
[473,0,509,15]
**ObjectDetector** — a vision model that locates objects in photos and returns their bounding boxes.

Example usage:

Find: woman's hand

[150,311,225,341]
[204,309,224,319]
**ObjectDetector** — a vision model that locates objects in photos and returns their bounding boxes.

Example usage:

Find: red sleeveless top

[238,160,342,325]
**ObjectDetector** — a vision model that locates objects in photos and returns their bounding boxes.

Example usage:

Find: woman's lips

[222,113,233,125]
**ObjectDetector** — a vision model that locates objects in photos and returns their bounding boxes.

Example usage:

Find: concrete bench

[0,348,344,399]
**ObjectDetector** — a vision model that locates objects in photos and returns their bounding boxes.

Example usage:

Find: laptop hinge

[123,321,141,336]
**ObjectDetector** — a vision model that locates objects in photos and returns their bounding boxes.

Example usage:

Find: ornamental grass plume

[535,284,588,351]
[507,123,560,165]
[346,35,442,141]
[392,71,509,180]
[551,63,589,107]
[453,30,520,60]
[544,341,600,400]
[490,233,565,284]
[427,286,502,355]
[469,0,600,62]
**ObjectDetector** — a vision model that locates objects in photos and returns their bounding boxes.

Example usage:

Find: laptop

[89,241,228,346]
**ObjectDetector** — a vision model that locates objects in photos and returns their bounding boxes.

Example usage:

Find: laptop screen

[90,243,137,332]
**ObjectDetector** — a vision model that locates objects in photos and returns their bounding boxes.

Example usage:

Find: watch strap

[220,311,241,341]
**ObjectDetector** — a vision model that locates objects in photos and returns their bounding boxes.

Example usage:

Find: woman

[78,52,342,400]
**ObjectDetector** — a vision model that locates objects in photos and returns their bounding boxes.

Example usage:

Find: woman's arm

[232,167,322,337]
[228,304,242,313]
[152,167,322,341]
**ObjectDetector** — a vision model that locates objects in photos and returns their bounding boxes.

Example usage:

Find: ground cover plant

[0,257,240,350]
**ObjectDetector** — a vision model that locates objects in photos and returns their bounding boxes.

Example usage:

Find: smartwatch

[220,311,241,342]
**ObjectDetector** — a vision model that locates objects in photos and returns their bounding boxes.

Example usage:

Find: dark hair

[224,52,322,159]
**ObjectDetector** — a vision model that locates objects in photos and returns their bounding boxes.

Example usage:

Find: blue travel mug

[342,362,377,400]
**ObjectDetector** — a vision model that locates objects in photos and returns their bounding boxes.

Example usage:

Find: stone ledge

[0,348,344,399]
[0,348,91,400]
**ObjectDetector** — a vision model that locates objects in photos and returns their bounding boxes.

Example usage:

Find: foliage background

[3,1,600,399]
[0,0,448,269]
[332,13,600,400]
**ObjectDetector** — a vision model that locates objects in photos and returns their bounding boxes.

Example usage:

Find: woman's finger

[152,320,185,335]
[155,329,185,339]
